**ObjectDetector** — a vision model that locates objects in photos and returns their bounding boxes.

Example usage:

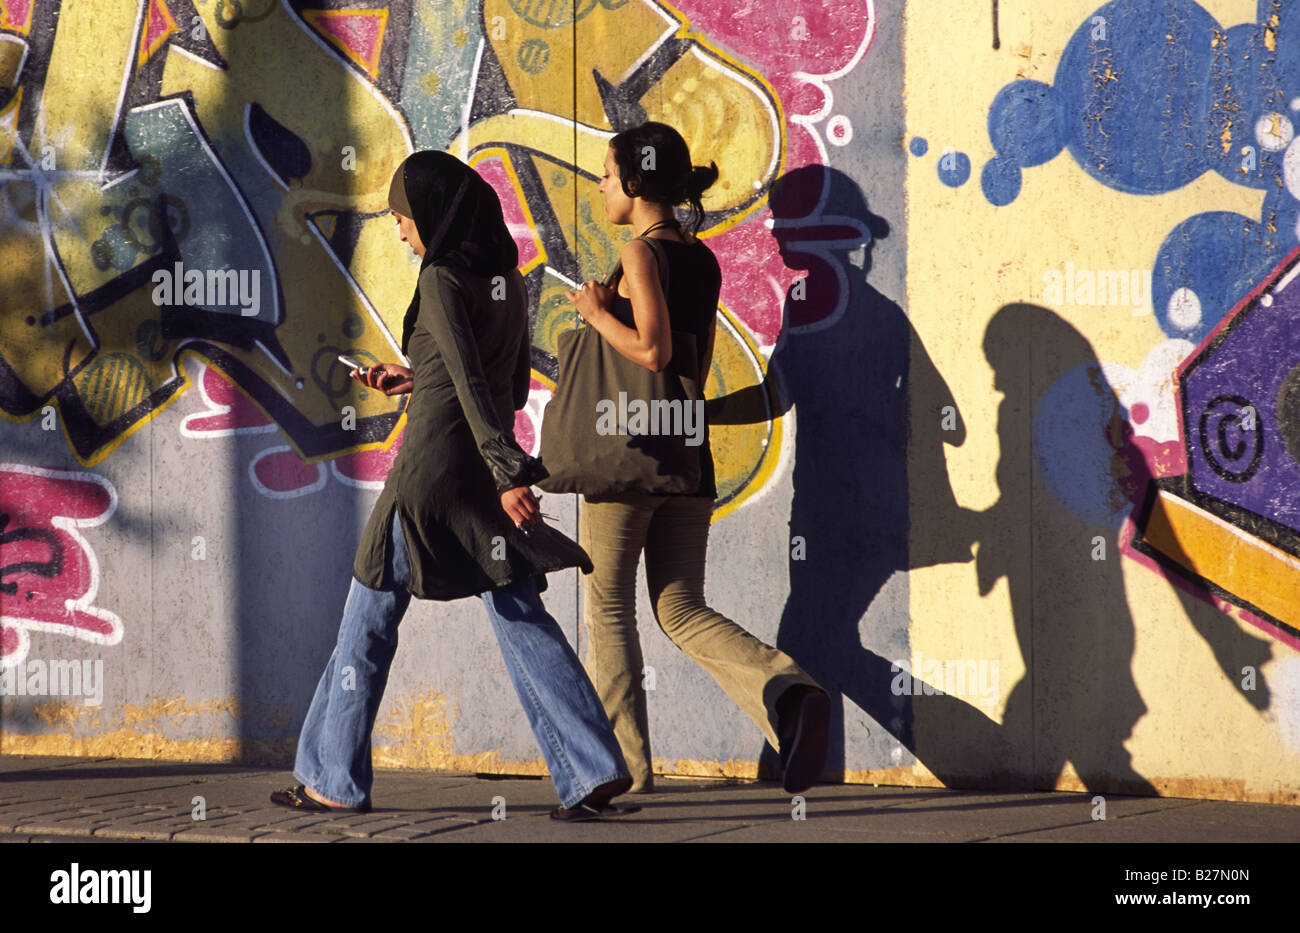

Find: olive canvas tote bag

[537,236,703,496]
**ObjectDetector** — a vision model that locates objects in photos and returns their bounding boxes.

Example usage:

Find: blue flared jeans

[293,513,628,809]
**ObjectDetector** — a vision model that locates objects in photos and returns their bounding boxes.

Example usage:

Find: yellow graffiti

[158,3,413,433]
[457,0,789,513]
[3,1,417,463]
[4,0,792,510]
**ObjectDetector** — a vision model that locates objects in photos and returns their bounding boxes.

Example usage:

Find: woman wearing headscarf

[272,150,631,820]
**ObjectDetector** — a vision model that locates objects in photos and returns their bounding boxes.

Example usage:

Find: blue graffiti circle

[1151,210,1280,343]
[988,79,1068,168]
[909,137,929,156]
[981,157,1023,206]
[342,313,365,340]
[937,151,971,187]
[1055,0,1220,195]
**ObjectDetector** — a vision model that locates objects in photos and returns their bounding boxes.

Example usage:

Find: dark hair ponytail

[678,162,719,233]
[609,122,718,233]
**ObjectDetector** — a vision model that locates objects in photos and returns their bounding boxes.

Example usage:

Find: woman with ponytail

[272,151,631,821]
[566,122,831,794]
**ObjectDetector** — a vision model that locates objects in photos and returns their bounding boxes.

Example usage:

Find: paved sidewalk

[0,755,1297,843]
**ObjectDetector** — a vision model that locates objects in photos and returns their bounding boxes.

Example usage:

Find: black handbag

[537,236,703,496]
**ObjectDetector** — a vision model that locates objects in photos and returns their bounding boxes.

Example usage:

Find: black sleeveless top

[609,237,721,499]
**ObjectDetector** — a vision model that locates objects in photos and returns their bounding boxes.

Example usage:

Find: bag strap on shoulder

[635,234,670,296]
[603,234,670,294]
[582,235,671,334]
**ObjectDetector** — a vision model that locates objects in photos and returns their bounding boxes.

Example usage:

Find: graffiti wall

[1,0,1296,804]
[906,0,1300,801]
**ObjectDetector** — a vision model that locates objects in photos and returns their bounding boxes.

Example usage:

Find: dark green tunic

[353,264,592,600]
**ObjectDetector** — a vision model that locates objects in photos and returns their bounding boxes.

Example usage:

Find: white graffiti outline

[789,0,876,167]
[178,359,278,438]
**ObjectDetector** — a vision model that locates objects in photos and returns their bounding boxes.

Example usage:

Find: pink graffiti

[0,0,32,32]
[180,362,275,436]
[707,187,878,339]
[675,0,877,340]
[332,428,405,488]
[512,377,553,457]
[248,447,327,498]
[1129,436,1186,479]
[475,156,541,271]
[673,0,874,169]
[0,464,123,668]
[182,362,403,497]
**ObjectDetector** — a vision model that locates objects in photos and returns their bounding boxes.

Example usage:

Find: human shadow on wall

[981,304,1276,793]
[977,304,1157,793]
[977,303,1276,800]
[710,166,1017,788]
[1142,525,1274,714]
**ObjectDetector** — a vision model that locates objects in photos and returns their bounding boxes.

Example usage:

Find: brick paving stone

[14,806,107,822]
[10,823,95,838]
[321,811,398,825]
[244,811,335,831]
[331,818,422,838]
[250,831,338,843]
[402,813,471,826]
[63,800,155,817]
[170,827,256,843]
[309,813,401,831]
[11,812,130,836]
[96,811,194,835]
[187,807,266,823]
[90,825,178,841]
[200,810,325,832]
[0,802,82,831]
[0,796,62,807]
[367,824,451,840]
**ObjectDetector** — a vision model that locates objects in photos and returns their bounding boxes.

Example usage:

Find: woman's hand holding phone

[565,280,614,324]
[340,356,413,395]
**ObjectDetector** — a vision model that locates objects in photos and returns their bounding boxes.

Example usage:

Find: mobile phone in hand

[338,355,369,377]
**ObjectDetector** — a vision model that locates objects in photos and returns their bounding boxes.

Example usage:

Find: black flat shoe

[549,800,641,822]
[269,783,370,813]
[778,686,831,794]
[549,777,636,821]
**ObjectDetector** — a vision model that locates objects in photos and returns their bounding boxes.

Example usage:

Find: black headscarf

[389,150,520,354]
